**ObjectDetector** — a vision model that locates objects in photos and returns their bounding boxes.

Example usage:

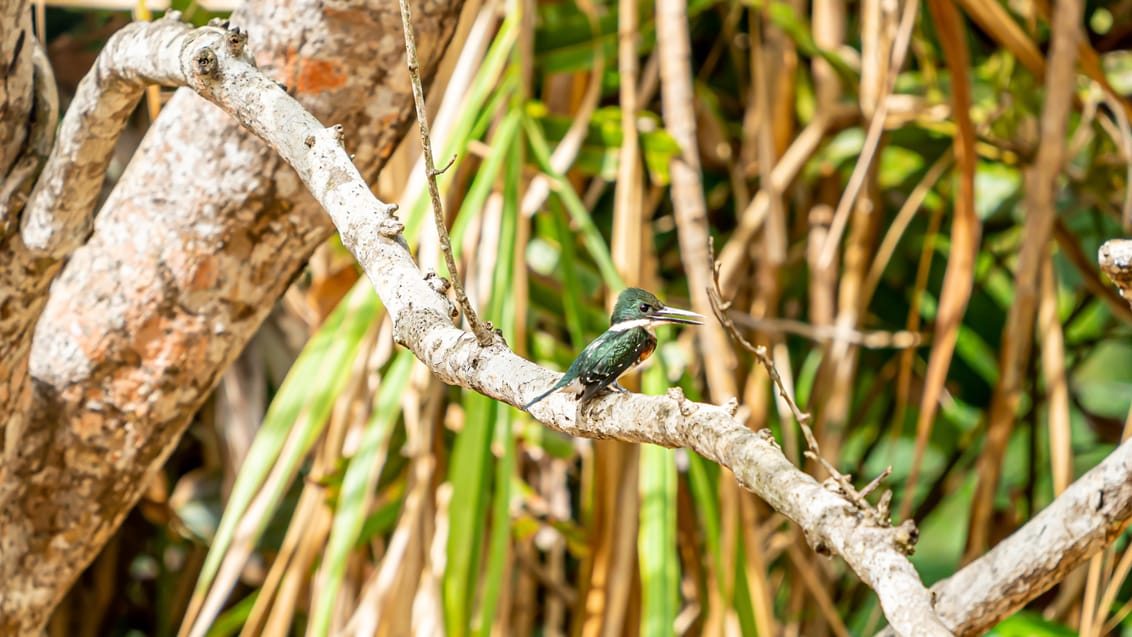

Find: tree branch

[123,17,952,635]
[20,18,197,256]
[0,0,465,629]
[876,438,1132,636]
[870,238,1132,636]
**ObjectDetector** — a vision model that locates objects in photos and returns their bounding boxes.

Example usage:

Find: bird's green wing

[575,328,655,402]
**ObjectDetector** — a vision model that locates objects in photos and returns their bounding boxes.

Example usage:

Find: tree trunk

[0,0,463,632]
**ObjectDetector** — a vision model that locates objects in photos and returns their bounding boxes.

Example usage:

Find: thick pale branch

[870,239,1132,635]
[0,0,464,630]
[21,17,203,256]
[274,35,949,637]
[876,437,1132,637]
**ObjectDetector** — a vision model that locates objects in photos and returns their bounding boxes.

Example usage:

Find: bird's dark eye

[639,303,651,313]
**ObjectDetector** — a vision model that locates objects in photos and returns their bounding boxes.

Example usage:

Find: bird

[522,287,704,411]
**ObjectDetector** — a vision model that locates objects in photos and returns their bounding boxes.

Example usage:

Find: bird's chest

[637,339,656,364]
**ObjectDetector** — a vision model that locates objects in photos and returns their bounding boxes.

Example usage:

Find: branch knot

[192,47,218,77]
[225,26,247,57]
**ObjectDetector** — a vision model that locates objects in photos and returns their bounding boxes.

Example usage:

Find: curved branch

[20,18,196,256]
[193,20,951,636]
[876,438,1132,637]
[7,14,947,637]
[0,0,465,629]
[870,239,1132,636]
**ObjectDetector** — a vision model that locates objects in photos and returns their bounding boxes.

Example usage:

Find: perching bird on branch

[523,288,704,411]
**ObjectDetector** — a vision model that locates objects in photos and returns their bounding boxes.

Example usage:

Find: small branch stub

[193,48,218,77]
[424,270,451,294]
[431,154,457,176]
[225,26,247,56]
[379,217,404,238]
[1099,239,1132,300]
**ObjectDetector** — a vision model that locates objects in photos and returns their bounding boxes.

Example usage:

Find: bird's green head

[610,288,705,328]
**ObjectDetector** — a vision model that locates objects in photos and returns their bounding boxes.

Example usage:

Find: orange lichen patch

[135,314,172,360]
[126,312,210,386]
[109,367,147,411]
[278,46,301,85]
[188,255,218,292]
[295,59,349,94]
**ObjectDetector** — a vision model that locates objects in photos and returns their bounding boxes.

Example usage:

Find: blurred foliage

[40,0,1132,635]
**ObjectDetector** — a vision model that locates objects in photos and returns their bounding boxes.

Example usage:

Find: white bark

[0,0,465,629]
[148,16,953,636]
[876,437,1132,637]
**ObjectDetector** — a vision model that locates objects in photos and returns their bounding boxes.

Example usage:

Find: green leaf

[309,351,413,637]
[189,282,381,613]
[639,363,679,635]
[987,611,1077,637]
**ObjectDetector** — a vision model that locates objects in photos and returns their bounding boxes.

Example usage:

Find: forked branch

[398,0,494,346]
[19,15,950,636]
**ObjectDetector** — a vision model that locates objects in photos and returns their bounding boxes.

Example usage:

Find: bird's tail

[522,384,561,411]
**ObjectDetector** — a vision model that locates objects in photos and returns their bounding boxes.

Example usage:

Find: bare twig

[399,0,493,346]
[4,16,951,636]
[859,466,893,501]
[706,239,894,514]
[726,313,925,349]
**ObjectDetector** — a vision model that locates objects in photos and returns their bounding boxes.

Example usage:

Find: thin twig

[706,238,889,513]
[399,0,493,346]
[859,466,893,500]
[726,313,925,349]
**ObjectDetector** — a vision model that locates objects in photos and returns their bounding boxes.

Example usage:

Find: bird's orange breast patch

[638,341,656,363]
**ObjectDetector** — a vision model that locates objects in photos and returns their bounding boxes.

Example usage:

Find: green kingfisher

[523,287,704,411]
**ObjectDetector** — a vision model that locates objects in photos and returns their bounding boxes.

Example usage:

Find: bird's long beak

[648,305,704,326]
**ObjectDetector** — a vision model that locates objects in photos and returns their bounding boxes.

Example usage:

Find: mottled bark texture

[257,63,954,637]
[0,2,57,475]
[0,0,463,632]
[0,0,34,179]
